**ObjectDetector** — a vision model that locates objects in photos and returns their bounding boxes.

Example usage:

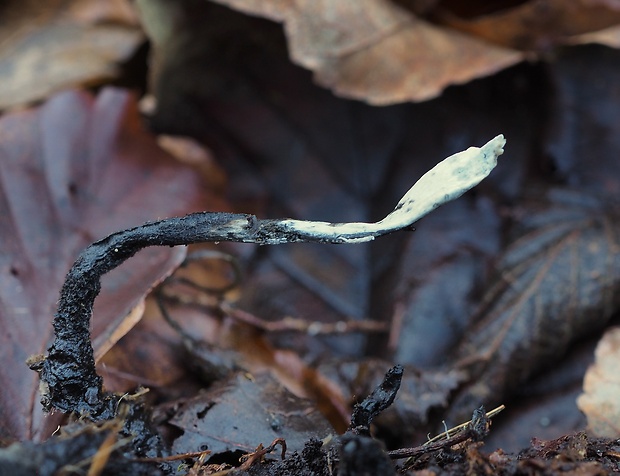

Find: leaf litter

[3,2,614,472]
[447,188,620,425]
[0,0,143,111]
[133,0,620,463]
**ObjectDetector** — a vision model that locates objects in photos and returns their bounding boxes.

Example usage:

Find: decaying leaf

[578,326,620,438]
[207,0,522,104]
[571,24,620,48]
[150,283,353,432]
[0,88,218,441]
[0,0,143,110]
[166,372,334,457]
[447,188,620,424]
[393,197,501,367]
[440,0,620,51]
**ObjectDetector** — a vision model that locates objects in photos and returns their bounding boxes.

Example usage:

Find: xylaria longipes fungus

[29,135,506,419]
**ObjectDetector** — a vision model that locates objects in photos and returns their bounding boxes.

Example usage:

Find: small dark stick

[387,405,493,460]
[348,365,403,436]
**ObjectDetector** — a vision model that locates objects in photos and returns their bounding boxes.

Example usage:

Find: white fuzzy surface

[281,135,505,243]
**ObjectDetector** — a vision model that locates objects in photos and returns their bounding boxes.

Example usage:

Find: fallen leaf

[146,287,353,432]
[447,188,620,424]
[167,372,334,457]
[98,298,193,394]
[207,0,523,104]
[0,88,220,441]
[393,198,501,367]
[0,0,143,110]
[578,326,620,438]
[571,24,620,48]
[441,44,620,440]
[439,0,620,51]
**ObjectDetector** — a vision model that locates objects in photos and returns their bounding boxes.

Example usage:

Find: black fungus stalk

[39,212,252,417]
[33,211,411,417]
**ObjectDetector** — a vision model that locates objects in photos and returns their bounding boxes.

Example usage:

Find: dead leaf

[0,88,220,441]
[0,0,143,110]
[447,188,620,424]
[443,44,620,443]
[570,24,620,48]
[98,298,191,395]
[439,0,620,51]
[206,0,523,104]
[166,372,334,457]
[145,287,353,432]
[578,326,620,438]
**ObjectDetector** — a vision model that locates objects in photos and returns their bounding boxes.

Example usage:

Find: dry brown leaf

[168,372,333,457]
[440,0,620,51]
[209,0,522,104]
[0,0,143,110]
[578,326,620,438]
[145,289,353,431]
[570,24,620,48]
[98,298,191,393]
[0,88,220,441]
[447,189,620,424]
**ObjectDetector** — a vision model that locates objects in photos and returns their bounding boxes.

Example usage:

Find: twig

[30,136,505,419]
[424,404,505,446]
[238,438,287,470]
[388,405,504,461]
[222,304,389,335]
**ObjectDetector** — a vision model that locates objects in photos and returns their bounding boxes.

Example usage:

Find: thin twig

[238,438,287,470]
[222,304,389,335]
[388,405,504,461]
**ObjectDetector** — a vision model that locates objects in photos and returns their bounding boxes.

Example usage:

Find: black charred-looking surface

[35,212,253,418]
[349,365,403,436]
